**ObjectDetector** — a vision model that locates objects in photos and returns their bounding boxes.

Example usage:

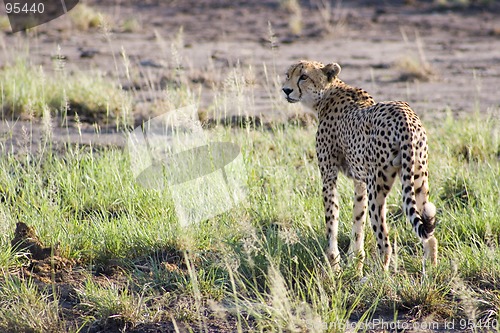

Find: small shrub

[69,4,105,31]
[76,278,146,329]
[121,17,141,33]
[394,55,436,82]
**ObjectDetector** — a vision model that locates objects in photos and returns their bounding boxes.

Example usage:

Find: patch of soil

[11,222,59,260]
[11,222,77,284]
[129,318,240,333]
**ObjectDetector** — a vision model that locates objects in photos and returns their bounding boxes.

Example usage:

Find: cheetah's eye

[299,74,308,81]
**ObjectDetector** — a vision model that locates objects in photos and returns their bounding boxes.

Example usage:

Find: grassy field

[1,17,500,332]
[0,110,499,332]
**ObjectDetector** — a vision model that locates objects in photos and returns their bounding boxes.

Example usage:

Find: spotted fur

[282,60,437,271]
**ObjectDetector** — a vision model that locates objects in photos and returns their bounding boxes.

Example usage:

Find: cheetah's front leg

[322,172,341,271]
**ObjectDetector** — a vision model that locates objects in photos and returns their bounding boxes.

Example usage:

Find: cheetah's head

[282,60,341,108]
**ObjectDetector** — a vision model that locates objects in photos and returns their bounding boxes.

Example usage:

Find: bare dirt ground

[1,1,500,331]
[1,0,500,151]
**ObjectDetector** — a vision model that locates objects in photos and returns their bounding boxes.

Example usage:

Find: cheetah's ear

[322,63,341,81]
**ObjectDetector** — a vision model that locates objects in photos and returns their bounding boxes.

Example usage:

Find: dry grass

[69,3,106,31]
[0,16,11,32]
[395,55,436,82]
[395,30,437,82]
[121,17,142,33]
[281,0,303,35]
[313,0,347,35]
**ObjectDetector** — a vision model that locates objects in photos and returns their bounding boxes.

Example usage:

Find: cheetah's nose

[282,88,293,96]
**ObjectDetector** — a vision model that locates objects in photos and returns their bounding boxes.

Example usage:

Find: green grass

[0,59,133,126]
[0,275,64,332]
[0,113,499,331]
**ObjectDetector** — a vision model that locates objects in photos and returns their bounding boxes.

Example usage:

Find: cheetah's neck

[315,80,376,118]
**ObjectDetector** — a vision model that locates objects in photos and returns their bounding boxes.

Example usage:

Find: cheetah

[282,60,437,272]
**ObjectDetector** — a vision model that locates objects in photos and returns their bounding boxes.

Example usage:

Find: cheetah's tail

[421,202,436,236]
[400,133,434,241]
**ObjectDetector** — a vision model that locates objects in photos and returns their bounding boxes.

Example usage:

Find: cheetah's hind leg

[349,180,367,274]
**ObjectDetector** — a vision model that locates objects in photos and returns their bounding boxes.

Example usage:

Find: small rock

[80,48,100,58]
